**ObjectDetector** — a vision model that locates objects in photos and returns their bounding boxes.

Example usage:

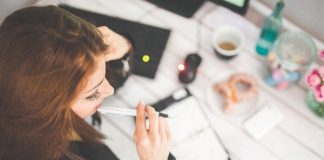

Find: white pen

[98,107,174,118]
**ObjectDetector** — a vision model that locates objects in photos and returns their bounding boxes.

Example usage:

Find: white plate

[205,70,259,117]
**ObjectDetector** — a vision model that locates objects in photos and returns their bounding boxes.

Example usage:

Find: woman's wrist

[120,33,134,54]
[123,36,132,53]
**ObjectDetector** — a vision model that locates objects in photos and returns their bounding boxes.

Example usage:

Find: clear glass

[265,32,316,89]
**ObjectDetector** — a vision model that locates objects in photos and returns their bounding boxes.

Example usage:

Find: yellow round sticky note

[142,55,150,63]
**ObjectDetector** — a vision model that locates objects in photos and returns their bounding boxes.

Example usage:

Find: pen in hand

[98,107,175,118]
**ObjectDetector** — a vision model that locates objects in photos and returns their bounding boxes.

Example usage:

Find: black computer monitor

[148,0,206,18]
[210,0,250,15]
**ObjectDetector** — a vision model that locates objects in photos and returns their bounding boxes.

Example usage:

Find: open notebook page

[163,96,229,160]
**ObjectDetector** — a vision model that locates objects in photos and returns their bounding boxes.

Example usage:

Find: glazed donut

[213,82,231,98]
[228,73,258,102]
[212,73,258,112]
[213,82,235,111]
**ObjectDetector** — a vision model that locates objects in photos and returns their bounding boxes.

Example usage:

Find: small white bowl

[211,25,246,59]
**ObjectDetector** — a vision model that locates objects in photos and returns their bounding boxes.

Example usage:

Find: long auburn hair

[0,5,108,160]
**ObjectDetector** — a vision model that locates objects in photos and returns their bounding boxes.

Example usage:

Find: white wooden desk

[35,0,324,159]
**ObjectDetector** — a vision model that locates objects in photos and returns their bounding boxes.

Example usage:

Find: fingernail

[139,100,145,106]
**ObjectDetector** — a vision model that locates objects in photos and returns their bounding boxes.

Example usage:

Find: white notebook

[163,96,229,160]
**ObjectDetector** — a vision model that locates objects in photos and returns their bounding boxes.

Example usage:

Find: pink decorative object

[320,50,324,61]
[272,69,283,81]
[307,69,322,87]
[318,66,324,77]
[276,82,289,90]
[312,85,324,102]
[306,49,324,103]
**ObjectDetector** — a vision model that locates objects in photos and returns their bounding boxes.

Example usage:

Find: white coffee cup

[211,25,246,59]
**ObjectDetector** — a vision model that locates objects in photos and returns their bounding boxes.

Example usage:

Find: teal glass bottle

[256,0,285,56]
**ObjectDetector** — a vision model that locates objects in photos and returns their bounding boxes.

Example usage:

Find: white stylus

[98,107,175,118]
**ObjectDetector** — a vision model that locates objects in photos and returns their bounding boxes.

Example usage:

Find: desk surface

[36,0,324,159]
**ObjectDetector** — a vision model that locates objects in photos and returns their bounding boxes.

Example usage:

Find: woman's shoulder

[68,140,119,160]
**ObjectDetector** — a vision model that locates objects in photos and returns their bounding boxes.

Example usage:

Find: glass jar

[265,32,316,89]
[306,90,324,118]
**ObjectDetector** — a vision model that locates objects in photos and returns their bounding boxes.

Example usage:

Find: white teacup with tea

[211,25,246,59]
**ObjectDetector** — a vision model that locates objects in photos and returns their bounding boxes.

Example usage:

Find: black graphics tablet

[59,5,171,79]
[147,0,206,18]
[210,0,250,15]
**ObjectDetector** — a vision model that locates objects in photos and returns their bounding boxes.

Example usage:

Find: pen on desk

[97,107,174,118]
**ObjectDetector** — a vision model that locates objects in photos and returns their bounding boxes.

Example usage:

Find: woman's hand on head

[97,26,132,62]
[134,102,172,160]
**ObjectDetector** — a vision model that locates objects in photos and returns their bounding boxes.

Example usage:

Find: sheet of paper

[163,96,229,160]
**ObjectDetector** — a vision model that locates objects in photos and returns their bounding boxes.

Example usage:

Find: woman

[0,5,172,160]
